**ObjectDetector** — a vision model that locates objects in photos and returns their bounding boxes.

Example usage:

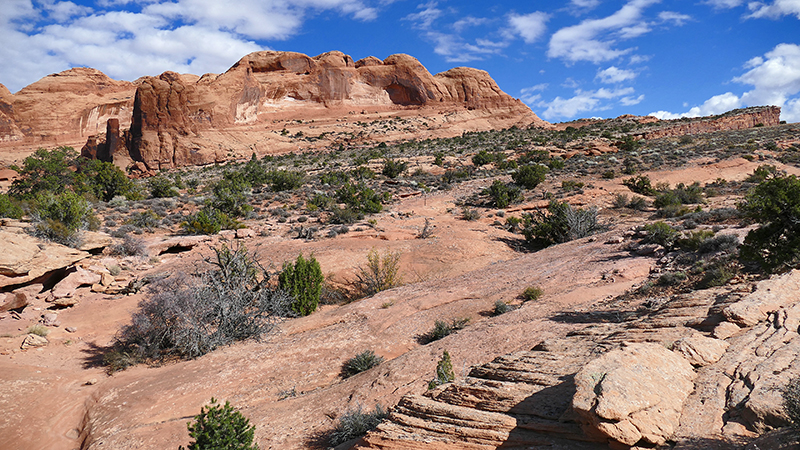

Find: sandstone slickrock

[572,343,696,446]
[673,335,729,367]
[0,228,90,288]
[0,292,28,312]
[48,266,102,301]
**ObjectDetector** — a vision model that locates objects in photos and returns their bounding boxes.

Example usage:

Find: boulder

[41,312,60,327]
[0,292,28,312]
[49,266,102,300]
[672,335,729,367]
[0,229,90,288]
[723,269,800,326]
[20,333,48,350]
[573,342,697,446]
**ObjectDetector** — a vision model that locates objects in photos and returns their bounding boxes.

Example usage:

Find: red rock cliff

[638,106,781,140]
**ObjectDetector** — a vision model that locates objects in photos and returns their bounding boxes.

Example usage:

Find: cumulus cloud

[532,87,638,120]
[747,0,800,20]
[508,12,550,44]
[547,0,660,64]
[0,0,383,92]
[651,43,800,122]
[658,11,692,25]
[704,0,745,8]
[596,66,638,83]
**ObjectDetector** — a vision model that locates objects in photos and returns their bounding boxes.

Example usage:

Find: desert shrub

[697,259,738,288]
[471,150,494,166]
[612,193,629,209]
[109,234,148,257]
[335,182,384,215]
[602,170,616,179]
[211,176,252,218]
[654,182,704,209]
[341,350,385,378]
[381,158,408,178]
[127,210,161,231]
[460,207,481,221]
[657,271,687,286]
[617,135,641,152]
[627,196,649,211]
[623,175,656,195]
[428,350,455,389]
[0,194,23,219]
[328,404,388,446]
[351,165,376,181]
[521,201,600,248]
[9,146,78,199]
[783,377,800,428]
[698,234,739,254]
[179,398,257,450]
[241,155,269,187]
[182,209,240,235]
[483,180,521,208]
[745,164,780,183]
[512,164,548,189]
[111,244,292,363]
[522,286,544,301]
[268,170,303,191]
[426,318,469,342]
[492,300,513,316]
[30,191,94,246]
[77,159,140,201]
[279,253,324,316]
[642,221,679,250]
[328,206,361,225]
[320,170,350,186]
[442,167,473,184]
[147,175,179,198]
[561,180,584,191]
[349,248,402,298]
[677,229,716,251]
[27,324,49,337]
[738,175,800,272]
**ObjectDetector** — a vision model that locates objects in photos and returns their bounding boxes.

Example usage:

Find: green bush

[426,318,469,342]
[348,248,402,298]
[9,146,78,199]
[382,158,408,178]
[341,350,385,378]
[268,170,303,191]
[522,286,544,301]
[147,175,179,198]
[328,404,388,446]
[211,176,252,218]
[183,209,241,235]
[428,350,455,389]
[335,182,384,215]
[783,377,800,428]
[483,180,521,208]
[521,201,600,248]
[643,221,679,250]
[512,164,548,189]
[0,194,23,219]
[77,159,140,201]
[30,191,94,246]
[127,210,160,231]
[471,150,494,166]
[179,398,258,450]
[492,300,513,316]
[745,164,780,183]
[738,174,800,272]
[623,175,656,195]
[279,253,324,316]
[460,207,480,221]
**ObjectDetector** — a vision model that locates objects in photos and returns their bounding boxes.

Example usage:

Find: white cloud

[0,0,386,92]
[658,11,692,25]
[508,11,550,44]
[705,0,745,8]
[453,16,489,32]
[533,87,637,120]
[520,83,547,104]
[747,0,800,19]
[597,66,638,83]
[621,94,645,105]
[649,43,800,122]
[571,0,601,9]
[404,1,442,29]
[547,0,660,64]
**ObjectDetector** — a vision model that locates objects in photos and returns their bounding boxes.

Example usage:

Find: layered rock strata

[638,106,781,140]
[356,270,800,449]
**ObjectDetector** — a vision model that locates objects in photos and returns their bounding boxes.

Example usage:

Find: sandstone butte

[0,50,548,170]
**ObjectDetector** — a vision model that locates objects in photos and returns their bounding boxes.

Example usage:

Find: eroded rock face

[0,228,89,288]
[637,106,781,140]
[572,343,696,446]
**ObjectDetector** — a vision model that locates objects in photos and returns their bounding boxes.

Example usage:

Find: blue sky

[1,0,799,122]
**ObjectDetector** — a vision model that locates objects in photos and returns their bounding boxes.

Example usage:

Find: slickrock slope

[355,269,800,449]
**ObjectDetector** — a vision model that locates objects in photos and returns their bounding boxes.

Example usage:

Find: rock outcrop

[0,226,90,289]
[637,106,781,140]
[355,270,800,449]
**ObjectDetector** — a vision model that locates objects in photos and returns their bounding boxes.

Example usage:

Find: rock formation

[637,106,781,140]
[355,270,800,449]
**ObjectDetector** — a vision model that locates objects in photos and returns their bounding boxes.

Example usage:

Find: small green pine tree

[428,350,455,389]
[279,253,324,316]
[180,398,258,450]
